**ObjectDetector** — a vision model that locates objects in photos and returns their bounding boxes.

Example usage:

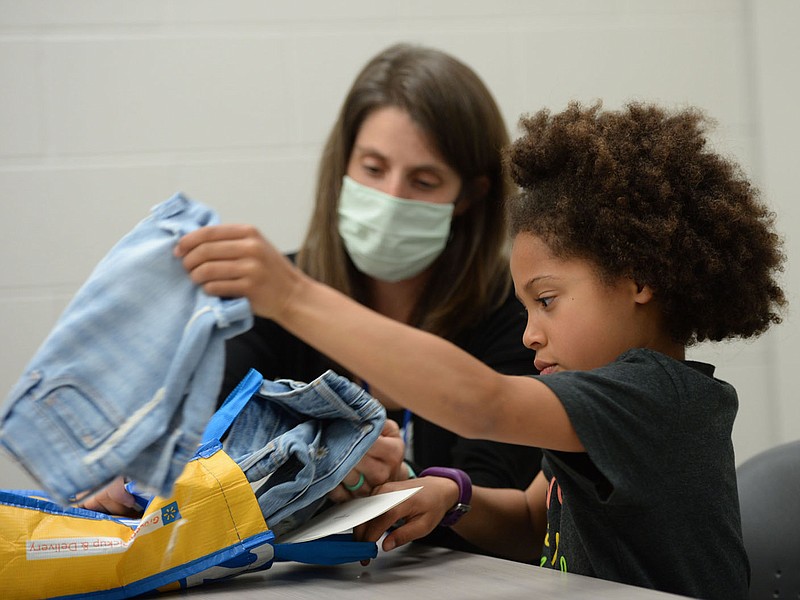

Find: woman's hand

[328,419,406,502]
[73,476,142,517]
[353,475,459,552]
[174,224,302,320]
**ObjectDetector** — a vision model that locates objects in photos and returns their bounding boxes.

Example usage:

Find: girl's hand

[353,475,459,552]
[174,224,302,320]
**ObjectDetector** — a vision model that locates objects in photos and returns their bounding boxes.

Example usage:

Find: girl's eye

[536,296,554,308]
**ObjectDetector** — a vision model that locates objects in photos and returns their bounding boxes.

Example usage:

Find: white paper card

[277,487,422,544]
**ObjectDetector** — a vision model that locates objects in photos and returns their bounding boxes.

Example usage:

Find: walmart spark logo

[161,501,181,524]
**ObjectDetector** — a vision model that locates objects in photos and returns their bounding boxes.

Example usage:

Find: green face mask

[337,175,455,282]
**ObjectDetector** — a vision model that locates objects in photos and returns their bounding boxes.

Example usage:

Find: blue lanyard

[363,382,412,446]
[400,408,412,446]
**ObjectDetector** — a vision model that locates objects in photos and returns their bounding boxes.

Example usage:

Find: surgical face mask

[337,175,455,282]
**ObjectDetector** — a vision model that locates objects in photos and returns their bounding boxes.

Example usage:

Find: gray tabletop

[175,543,690,599]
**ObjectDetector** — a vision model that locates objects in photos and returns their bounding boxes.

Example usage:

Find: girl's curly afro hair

[505,101,786,346]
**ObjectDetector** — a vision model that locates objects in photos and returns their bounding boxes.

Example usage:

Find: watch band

[419,467,472,527]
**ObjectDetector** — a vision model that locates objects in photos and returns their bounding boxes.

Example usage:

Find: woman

[219,43,541,553]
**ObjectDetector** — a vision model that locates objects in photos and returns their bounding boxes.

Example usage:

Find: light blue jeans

[216,369,386,533]
[0,193,253,504]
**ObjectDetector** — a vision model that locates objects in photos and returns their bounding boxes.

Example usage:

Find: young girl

[174,101,786,599]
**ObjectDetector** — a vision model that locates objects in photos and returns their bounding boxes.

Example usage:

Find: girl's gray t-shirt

[537,348,749,600]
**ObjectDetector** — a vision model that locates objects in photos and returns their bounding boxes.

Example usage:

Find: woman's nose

[380,174,409,199]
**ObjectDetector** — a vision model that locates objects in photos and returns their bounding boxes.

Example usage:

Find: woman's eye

[414,179,437,190]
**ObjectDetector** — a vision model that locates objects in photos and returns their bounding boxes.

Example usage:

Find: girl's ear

[634,282,655,305]
[453,176,490,216]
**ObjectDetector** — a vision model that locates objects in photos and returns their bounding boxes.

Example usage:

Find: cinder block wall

[2,0,798,487]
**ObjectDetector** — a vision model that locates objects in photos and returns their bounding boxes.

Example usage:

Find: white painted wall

[2,0,798,487]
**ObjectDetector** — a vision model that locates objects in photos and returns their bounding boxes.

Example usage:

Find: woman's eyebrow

[351,145,385,159]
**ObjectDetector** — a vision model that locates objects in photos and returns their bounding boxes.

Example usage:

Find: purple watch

[419,467,472,527]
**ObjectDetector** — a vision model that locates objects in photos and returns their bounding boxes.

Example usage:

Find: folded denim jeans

[213,368,387,534]
[0,193,253,504]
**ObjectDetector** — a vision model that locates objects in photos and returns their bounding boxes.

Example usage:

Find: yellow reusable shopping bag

[0,369,378,599]
[0,439,274,599]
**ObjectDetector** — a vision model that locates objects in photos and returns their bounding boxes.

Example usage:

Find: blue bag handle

[201,368,263,444]
[272,534,378,565]
[124,370,265,511]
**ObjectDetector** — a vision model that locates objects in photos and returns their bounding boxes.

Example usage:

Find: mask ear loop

[451,188,471,217]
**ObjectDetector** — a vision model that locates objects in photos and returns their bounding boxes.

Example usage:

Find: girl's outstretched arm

[175,224,582,452]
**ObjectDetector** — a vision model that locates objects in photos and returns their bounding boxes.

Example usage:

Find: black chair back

[737,440,800,600]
